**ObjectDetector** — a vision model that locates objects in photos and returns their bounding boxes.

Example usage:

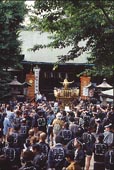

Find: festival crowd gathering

[0,94,114,170]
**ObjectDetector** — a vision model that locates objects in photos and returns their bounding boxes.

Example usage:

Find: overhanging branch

[95,1,114,27]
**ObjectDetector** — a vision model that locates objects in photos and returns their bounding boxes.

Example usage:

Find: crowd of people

[0,95,114,170]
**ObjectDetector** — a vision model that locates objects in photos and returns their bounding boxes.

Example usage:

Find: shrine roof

[19,31,91,65]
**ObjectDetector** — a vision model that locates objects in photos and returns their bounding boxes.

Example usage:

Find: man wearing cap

[103,123,114,147]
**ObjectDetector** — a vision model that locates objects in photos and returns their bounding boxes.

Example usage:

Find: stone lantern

[96,78,113,106]
[96,78,112,90]
[8,76,22,96]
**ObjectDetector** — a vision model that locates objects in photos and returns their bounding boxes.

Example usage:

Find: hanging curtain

[65,73,68,79]
[51,72,53,78]
[58,72,61,78]
[44,72,47,78]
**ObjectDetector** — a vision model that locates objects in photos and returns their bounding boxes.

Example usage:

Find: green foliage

[30,0,114,77]
[0,69,11,100]
[0,0,27,100]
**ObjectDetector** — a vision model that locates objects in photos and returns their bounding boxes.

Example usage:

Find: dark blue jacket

[48,143,66,170]
[105,149,114,170]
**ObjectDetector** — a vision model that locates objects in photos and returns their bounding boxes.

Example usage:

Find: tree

[0,0,27,100]
[29,0,114,77]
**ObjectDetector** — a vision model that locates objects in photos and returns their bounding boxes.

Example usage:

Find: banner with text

[34,68,40,94]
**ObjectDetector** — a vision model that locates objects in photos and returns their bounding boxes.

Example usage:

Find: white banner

[34,68,40,94]
[83,87,88,96]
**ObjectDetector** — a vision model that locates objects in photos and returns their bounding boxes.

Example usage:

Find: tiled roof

[19,31,89,64]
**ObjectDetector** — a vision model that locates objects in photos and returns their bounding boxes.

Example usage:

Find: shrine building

[18,31,93,100]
